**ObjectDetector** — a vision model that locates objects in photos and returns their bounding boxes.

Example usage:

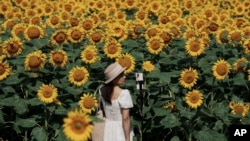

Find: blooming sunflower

[247,70,250,81]
[81,18,95,31]
[37,84,58,104]
[110,22,128,42]
[67,26,85,44]
[80,45,100,64]
[49,49,68,67]
[179,67,198,89]
[63,109,93,141]
[68,66,89,86]
[0,59,11,81]
[46,15,60,28]
[185,89,203,109]
[142,61,155,72]
[116,53,135,74]
[3,38,23,57]
[103,39,122,59]
[144,24,160,40]
[163,101,177,112]
[212,59,231,80]
[24,50,46,71]
[24,24,44,41]
[11,23,27,39]
[229,101,249,117]
[243,39,250,54]
[50,29,68,46]
[87,29,105,44]
[185,38,205,57]
[78,93,98,114]
[215,28,229,44]
[146,36,164,55]
[147,1,163,15]
[233,58,248,72]
[233,3,245,16]
[228,29,243,44]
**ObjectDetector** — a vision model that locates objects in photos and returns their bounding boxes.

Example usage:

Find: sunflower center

[70,18,79,27]
[14,27,25,36]
[160,32,172,43]
[42,86,53,98]
[219,31,228,43]
[50,16,59,25]
[208,22,218,32]
[73,70,85,82]
[134,25,145,34]
[6,21,15,29]
[28,56,41,68]
[189,93,199,104]
[189,41,201,52]
[107,43,118,54]
[53,52,64,64]
[82,20,93,30]
[137,12,145,20]
[118,57,131,69]
[91,32,102,43]
[85,51,94,60]
[0,64,5,75]
[159,16,169,24]
[216,63,228,76]
[234,105,244,114]
[54,32,67,43]
[83,97,95,109]
[183,72,195,84]
[27,27,40,39]
[230,32,241,42]
[71,118,87,134]
[7,43,19,54]
[150,39,161,50]
[147,28,158,38]
[71,30,82,40]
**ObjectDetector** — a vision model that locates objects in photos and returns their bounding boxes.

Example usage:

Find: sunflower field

[0,0,250,141]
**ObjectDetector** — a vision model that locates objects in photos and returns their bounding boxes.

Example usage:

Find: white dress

[100,89,134,141]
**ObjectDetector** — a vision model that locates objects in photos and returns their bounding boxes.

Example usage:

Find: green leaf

[53,128,69,141]
[0,110,4,123]
[54,106,67,115]
[14,98,28,114]
[233,73,246,86]
[4,75,24,85]
[15,118,36,128]
[2,86,16,94]
[31,127,47,141]
[153,108,170,116]
[194,126,227,141]
[170,136,181,141]
[27,98,42,106]
[180,109,196,120]
[0,97,15,107]
[160,113,181,128]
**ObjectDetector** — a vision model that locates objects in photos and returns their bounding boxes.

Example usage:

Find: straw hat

[104,63,126,84]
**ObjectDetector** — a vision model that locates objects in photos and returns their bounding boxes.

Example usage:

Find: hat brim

[104,67,126,84]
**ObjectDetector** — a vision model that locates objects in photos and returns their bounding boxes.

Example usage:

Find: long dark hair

[100,82,114,104]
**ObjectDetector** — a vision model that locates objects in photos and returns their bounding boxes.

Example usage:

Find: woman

[99,63,133,141]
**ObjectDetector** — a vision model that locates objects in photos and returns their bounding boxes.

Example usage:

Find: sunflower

[135,10,149,21]
[183,0,194,11]
[81,18,95,31]
[103,39,122,59]
[215,28,229,44]
[68,66,89,86]
[87,29,105,44]
[146,36,164,55]
[179,67,198,89]
[110,22,128,42]
[3,38,23,57]
[50,29,68,46]
[30,16,42,25]
[144,25,160,40]
[80,45,100,64]
[46,15,60,28]
[37,84,58,104]
[185,38,205,57]
[2,19,15,29]
[24,24,44,40]
[243,39,250,54]
[24,50,46,71]
[78,93,98,114]
[229,101,249,117]
[185,89,203,109]
[233,58,248,72]
[212,59,231,80]
[69,17,79,27]
[94,0,106,11]
[11,23,27,39]
[49,49,68,67]
[228,29,243,44]
[67,26,84,44]
[159,30,173,45]
[233,3,245,16]
[157,13,170,26]
[163,101,177,112]
[247,70,250,81]
[0,60,11,81]
[116,53,135,74]
[63,109,93,141]
[60,11,70,21]
[147,1,163,15]
[142,61,155,72]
